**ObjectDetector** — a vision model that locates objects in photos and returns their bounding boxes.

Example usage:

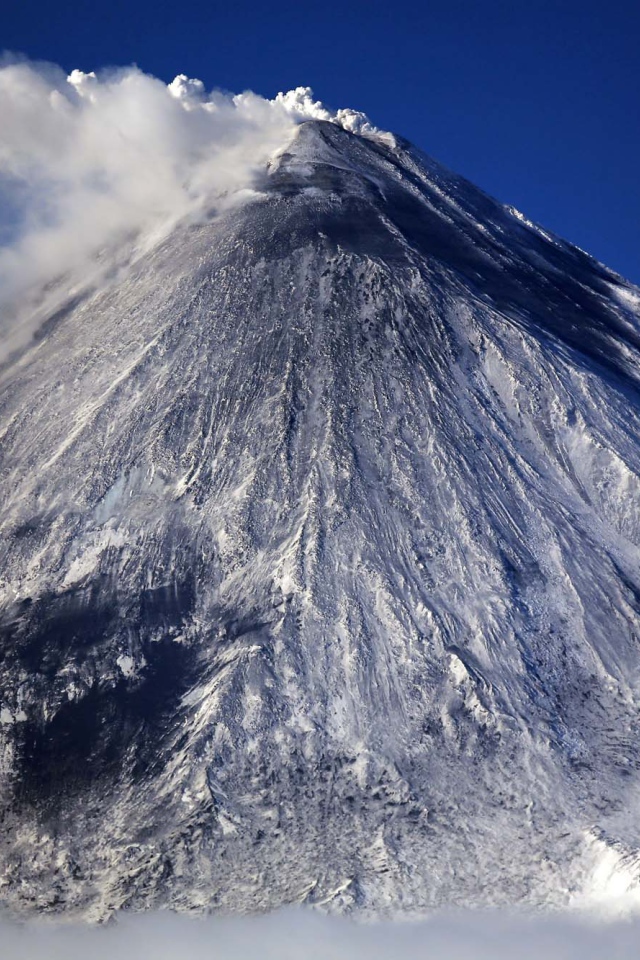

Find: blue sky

[3,0,639,283]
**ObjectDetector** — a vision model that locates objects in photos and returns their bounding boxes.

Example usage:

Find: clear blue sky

[4,0,639,283]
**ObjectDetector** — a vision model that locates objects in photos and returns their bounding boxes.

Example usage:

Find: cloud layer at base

[0,56,381,330]
[2,907,640,960]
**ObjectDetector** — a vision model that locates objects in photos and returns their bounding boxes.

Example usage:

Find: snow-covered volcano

[2,116,640,919]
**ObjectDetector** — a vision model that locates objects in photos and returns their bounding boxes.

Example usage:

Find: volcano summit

[2,98,640,919]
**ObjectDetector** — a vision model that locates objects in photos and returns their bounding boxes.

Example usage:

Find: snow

[116,655,136,679]
[1,116,640,921]
[609,282,640,314]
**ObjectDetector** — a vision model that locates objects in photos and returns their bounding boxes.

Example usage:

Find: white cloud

[1,907,640,960]
[0,58,385,356]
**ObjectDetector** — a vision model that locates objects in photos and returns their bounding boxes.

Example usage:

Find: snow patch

[116,655,136,678]
[609,282,640,315]
[0,706,27,725]
[575,833,640,918]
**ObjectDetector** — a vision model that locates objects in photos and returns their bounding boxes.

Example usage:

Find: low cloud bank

[0,57,379,346]
[2,908,640,960]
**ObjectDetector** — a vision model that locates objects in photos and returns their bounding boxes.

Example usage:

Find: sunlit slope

[1,121,640,917]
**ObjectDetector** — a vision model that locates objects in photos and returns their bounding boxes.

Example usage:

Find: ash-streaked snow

[1,67,640,922]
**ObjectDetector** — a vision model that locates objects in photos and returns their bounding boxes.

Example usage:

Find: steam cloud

[2,908,640,960]
[0,57,380,352]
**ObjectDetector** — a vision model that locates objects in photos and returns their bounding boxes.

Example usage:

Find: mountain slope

[2,119,640,917]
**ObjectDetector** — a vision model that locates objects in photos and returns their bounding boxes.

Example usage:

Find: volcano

[2,117,640,918]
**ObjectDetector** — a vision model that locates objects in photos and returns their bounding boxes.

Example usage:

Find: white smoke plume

[1,908,640,960]
[0,57,381,352]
